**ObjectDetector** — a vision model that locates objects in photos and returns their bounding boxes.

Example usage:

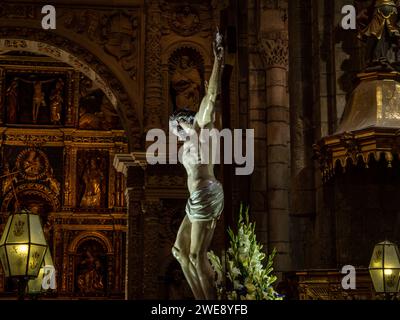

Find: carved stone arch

[68,231,113,254]
[0,39,117,106]
[1,183,61,213]
[0,29,141,150]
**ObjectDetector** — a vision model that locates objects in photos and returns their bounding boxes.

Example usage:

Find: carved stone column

[70,147,78,207]
[114,231,122,293]
[72,71,80,127]
[61,231,69,293]
[114,153,146,299]
[0,67,4,125]
[247,0,269,256]
[144,0,162,132]
[141,199,162,299]
[259,1,291,274]
[63,144,72,207]
[109,147,116,209]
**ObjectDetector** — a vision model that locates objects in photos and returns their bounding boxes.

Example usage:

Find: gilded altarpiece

[0,53,128,298]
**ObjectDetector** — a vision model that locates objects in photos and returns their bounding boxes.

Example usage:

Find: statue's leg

[32,102,37,123]
[34,101,41,123]
[37,103,42,122]
[189,219,217,300]
[172,215,205,300]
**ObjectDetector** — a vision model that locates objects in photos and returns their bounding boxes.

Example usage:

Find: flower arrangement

[208,204,283,300]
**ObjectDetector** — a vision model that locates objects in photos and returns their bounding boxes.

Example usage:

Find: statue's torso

[182,135,215,194]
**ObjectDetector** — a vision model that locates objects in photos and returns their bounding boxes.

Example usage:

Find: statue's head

[90,158,97,167]
[169,108,196,141]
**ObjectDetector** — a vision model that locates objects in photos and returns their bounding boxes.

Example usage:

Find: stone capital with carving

[258,31,289,68]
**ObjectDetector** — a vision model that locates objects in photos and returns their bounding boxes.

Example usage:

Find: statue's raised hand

[213,29,224,63]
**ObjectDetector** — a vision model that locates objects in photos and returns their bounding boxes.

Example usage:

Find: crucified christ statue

[18,78,55,123]
[169,31,224,300]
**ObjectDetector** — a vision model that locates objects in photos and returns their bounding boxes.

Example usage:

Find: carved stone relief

[1,147,62,212]
[160,2,211,38]
[169,47,204,112]
[63,9,139,80]
[144,0,163,132]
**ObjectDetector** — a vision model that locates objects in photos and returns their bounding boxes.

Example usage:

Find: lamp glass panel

[29,215,46,245]
[27,245,54,293]
[384,270,400,293]
[383,245,400,268]
[27,245,46,277]
[6,214,29,244]
[6,244,28,276]
[27,268,44,294]
[43,247,54,267]
[369,244,384,269]
[0,246,9,277]
[370,269,385,292]
[0,215,12,246]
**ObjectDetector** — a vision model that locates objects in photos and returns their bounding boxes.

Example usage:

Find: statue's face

[170,119,194,141]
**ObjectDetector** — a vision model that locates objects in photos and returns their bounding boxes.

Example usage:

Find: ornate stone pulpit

[314,71,400,180]
[312,1,400,274]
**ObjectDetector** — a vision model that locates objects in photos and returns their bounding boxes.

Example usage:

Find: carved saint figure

[2,163,14,195]
[6,79,18,123]
[77,249,104,294]
[170,31,224,300]
[78,105,103,130]
[50,79,64,124]
[171,55,202,112]
[171,5,200,36]
[80,158,104,208]
[78,96,121,130]
[23,150,43,177]
[18,78,55,123]
[43,219,53,243]
[358,0,400,69]
[46,167,61,196]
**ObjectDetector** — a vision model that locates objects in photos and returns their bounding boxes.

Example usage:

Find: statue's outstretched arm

[196,31,224,128]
